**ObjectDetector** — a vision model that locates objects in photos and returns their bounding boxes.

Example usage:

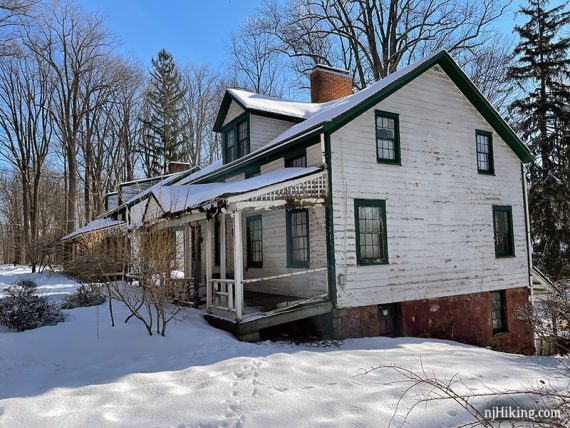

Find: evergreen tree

[142,49,187,176]
[508,0,570,278]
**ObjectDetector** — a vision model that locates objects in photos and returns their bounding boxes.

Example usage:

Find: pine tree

[142,49,187,176]
[508,0,570,278]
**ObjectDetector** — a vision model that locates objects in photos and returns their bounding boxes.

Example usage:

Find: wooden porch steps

[203,299,333,342]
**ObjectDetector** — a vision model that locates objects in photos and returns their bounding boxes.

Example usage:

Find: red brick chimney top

[168,162,191,175]
[310,64,353,103]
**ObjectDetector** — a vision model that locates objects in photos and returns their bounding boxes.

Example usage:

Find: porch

[150,167,332,340]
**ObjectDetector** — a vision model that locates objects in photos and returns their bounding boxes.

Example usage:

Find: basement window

[355,199,388,265]
[246,215,263,268]
[493,205,515,257]
[286,209,309,268]
[375,111,401,164]
[476,130,494,174]
[490,290,506,334]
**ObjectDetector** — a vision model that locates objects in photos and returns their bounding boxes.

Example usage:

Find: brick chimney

[310,64,353,103]
[167,161,191,174]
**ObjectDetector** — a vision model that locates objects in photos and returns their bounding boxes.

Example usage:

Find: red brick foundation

[333,287,534,354]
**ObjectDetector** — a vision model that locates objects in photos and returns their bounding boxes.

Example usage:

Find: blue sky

[75,0,528,71]
[76,0,265,70]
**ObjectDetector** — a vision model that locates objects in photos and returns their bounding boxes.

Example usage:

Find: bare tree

[23,1,113,234]
[232,0,514,107]
[0,51,54,267]
[181,65,223,166]
[0,0,37,57]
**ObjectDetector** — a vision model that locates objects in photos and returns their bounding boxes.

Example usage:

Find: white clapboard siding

[250,115,296,153]
[260,158,284,174]
[223,102,245,126]
[218,207,327,298]
[330,66,529,308]
[307,143,323,167]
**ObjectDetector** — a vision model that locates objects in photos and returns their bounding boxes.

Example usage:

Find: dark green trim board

[476,129,495,175]
[354,199,389,265]
[286,208,310,268]
[521,164,532,287]
[492,205,515,258]
[246,214,263,268]
[324,133,337,306]
[375,110,401,165]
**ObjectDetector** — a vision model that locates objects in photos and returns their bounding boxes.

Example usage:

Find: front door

[378,303,399,336]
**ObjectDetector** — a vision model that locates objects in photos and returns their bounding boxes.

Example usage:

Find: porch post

[233,211,243,321]
[183,223,192,279]
[205,219,213,313]
[220,215,226,280]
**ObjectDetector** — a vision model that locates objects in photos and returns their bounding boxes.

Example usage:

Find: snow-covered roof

[151,167,320,216]
[61,218,125,242]
[264,50,444,149]
[226,89,333,120]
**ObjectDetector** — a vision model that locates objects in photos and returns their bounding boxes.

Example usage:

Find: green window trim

[354,199,389,265]
[286,208,310,268]
[490,290,507,334]
[375,110,401,165]
[476,130,494,175]
[492,205,515,258]
[246,214,263,268]
[222,112,250,164]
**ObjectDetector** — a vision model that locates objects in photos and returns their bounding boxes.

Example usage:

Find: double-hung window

[286,209,309,268]
[476,130,494,174]
[246,215,263,268]
[355,199,389,265]
[375,111,400,164]
[493,205,515,257]
[223,114,249,164]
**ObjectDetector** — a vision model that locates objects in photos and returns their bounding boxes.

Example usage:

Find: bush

[0,280,66,331]
[62,284,106,309]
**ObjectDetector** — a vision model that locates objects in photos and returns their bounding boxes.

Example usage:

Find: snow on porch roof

[151,167,321,216]
[61,218,125,242]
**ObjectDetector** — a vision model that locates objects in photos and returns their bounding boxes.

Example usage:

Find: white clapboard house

[62,50,535,353]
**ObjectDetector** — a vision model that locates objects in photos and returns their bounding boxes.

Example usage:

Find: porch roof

[151,166,322,216]
[61,218,126,242]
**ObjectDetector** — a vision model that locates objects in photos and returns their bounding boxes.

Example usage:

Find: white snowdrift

[0,266,566,428]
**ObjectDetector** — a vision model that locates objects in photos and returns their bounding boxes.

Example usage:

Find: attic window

[375,111,401,164]
[476,130,494,174]
[223,113,249,164]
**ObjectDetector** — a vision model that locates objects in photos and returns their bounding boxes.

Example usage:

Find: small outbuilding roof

[61,218,126,242]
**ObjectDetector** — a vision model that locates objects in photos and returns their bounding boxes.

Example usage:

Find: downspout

[521,164,533,303]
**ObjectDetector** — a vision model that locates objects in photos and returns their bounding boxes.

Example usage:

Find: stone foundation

[333,287,534,354]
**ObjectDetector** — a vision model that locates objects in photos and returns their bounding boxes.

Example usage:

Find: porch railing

[207,279,236,313]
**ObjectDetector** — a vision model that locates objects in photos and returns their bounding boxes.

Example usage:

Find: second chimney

[310,64,353,103]
[168,161,191,175]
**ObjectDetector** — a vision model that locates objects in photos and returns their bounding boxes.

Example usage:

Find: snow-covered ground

[0,265,567,427]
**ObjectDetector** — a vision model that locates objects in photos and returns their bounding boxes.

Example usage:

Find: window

[245,168,260,179]
[493,205,515,257]
[225,127,236,163]
[246,215,263,268]
[286,209,309,268]
[375,111,400,164]
[355,199,388,265]
[285,152,307,168]
[476,130,494,174]
[222,114,249,164]
[238,120,249,157]
[490,290,506,334]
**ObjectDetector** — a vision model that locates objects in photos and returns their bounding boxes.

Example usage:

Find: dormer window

[222,113,249,164]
